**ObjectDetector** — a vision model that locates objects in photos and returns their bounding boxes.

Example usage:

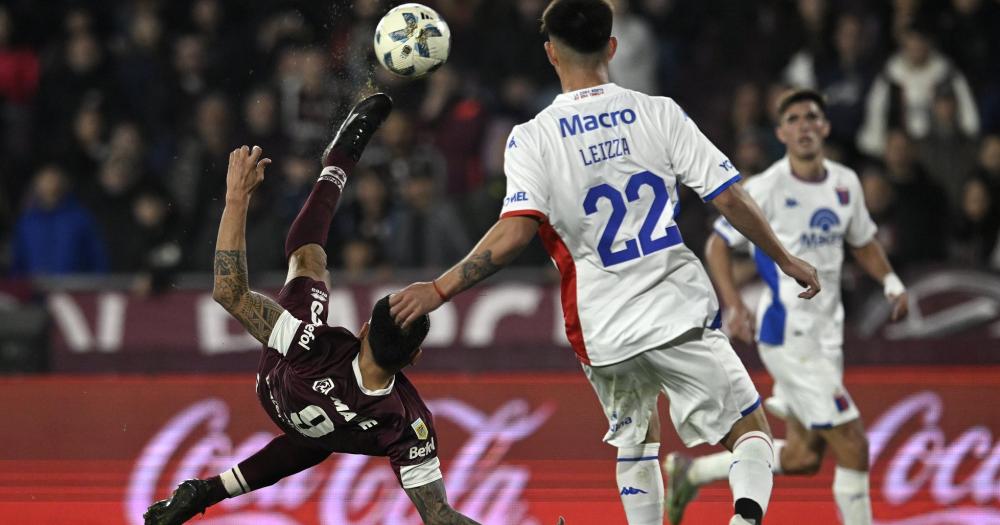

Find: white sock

[219,466,249,497]
[729,431,774,519]
[616,443,664,525]
[833,466,872,525]
[689,439,786,485]
[771,439,785,474]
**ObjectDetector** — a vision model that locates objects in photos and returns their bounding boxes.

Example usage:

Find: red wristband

[431,280,449,302]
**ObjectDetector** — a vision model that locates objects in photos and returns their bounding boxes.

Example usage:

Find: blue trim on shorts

[740,396,762,417]
[616,456,659,462]
[811,422,834,429]
[709,309,722,329]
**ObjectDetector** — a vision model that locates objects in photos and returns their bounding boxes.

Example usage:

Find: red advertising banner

[41,268,1000,373]
[1,368,999,524]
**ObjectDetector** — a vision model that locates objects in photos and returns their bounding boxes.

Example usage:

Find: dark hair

[367,294,430,371]
[541,0,613,54]
[777,89,827,119]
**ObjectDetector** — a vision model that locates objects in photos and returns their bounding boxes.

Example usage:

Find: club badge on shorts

[411,418,429,440]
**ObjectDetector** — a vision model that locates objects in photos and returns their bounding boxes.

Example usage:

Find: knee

[841,431,870,470]
[783,447,822,475]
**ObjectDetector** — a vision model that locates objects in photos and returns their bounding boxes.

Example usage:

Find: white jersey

[500,83,741,366]
[713,157,877,349]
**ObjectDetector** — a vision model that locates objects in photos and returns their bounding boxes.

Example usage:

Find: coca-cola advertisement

[1,368,998,525]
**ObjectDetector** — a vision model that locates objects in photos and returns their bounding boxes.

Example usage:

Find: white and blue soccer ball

[373,3,451,78]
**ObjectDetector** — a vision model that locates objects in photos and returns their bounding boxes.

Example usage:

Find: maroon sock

[284,167,349,259]
[232,435,330,493]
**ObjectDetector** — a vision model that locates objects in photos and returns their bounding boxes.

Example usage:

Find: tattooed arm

[404,479,481,525]
[389,216,539,328]
[211,145,284,344]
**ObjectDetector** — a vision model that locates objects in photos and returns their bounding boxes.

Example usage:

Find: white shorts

[758,342,860,429]
[583,328,760,448]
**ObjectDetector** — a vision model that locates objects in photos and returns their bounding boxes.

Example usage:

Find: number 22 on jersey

[584,171,682,267]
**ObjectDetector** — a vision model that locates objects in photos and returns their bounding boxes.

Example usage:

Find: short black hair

[367,294,430,371]
[777,88,827,119]
[541,0,613,54]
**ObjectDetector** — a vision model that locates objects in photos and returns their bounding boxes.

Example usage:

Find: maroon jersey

[255,277,440,489]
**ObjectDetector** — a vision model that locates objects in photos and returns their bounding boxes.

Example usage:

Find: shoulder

[826,159,862,187]
[745,160,786,190]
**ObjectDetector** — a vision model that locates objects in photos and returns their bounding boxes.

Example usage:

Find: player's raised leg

[284,93,393,284]
[143,435,330,525]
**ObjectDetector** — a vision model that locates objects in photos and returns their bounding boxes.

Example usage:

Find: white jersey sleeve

[499,125,549,220]
[661,98,742,201]
[844,173,877,247]
[711,176,772,250]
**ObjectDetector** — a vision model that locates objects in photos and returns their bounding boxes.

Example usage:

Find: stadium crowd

[1,0,999,291]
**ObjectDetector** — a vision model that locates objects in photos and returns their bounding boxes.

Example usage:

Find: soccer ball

[373,3,451,78]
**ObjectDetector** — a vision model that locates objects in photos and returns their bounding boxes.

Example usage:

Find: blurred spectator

[58,100,107,181]
[916,85,979,208]
[367,110,447,191]
[0,5,39,105]
[935,0,1000,94]
[278,47,341,150]
[341,237,389,282]
[973,135,1000,186]
[35,30,117,146]
[783,12,878,156]
[609,0,658,94]
[81,156,139,272]
[333,166,394,260]
[857,24,979,157]
[128,188,182,294]
[193,185,285,273]
[168,34,211,130]
[726,82,781,160]
[241,86,287,161]
[387,171,471,269]
[10,165,108,276]
[113,7,169,137]
[416,67,488,194]
[950,176,999,267]
[879,130,949,268]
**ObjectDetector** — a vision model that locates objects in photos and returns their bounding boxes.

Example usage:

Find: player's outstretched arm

[705,233,754,343]
[712,183,821,299]
[850,240,908,321]
[390,216,539,327]
[212,146,286,345]
[405,479,481,524]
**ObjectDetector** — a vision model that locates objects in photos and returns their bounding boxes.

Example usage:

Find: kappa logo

[312,378,335,395]
[411,418,429,440]
[507,137,517,149]
[620,487,648,496]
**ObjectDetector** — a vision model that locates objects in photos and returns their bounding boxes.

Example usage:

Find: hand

[724,302,755,344]
[226,145,271,200]
[888,291,909,322]
[389,282,444,328]
[779,255,821,299]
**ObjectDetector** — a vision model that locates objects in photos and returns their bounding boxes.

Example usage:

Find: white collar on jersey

[552,82,624,106]
[352,354,395,396]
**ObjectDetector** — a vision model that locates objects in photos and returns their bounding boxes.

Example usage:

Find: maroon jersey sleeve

[277,276,329,324]
[383,375,443,489]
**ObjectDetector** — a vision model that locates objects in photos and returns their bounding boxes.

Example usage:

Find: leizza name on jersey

[580,137,631,167]
[558,108,637,137]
